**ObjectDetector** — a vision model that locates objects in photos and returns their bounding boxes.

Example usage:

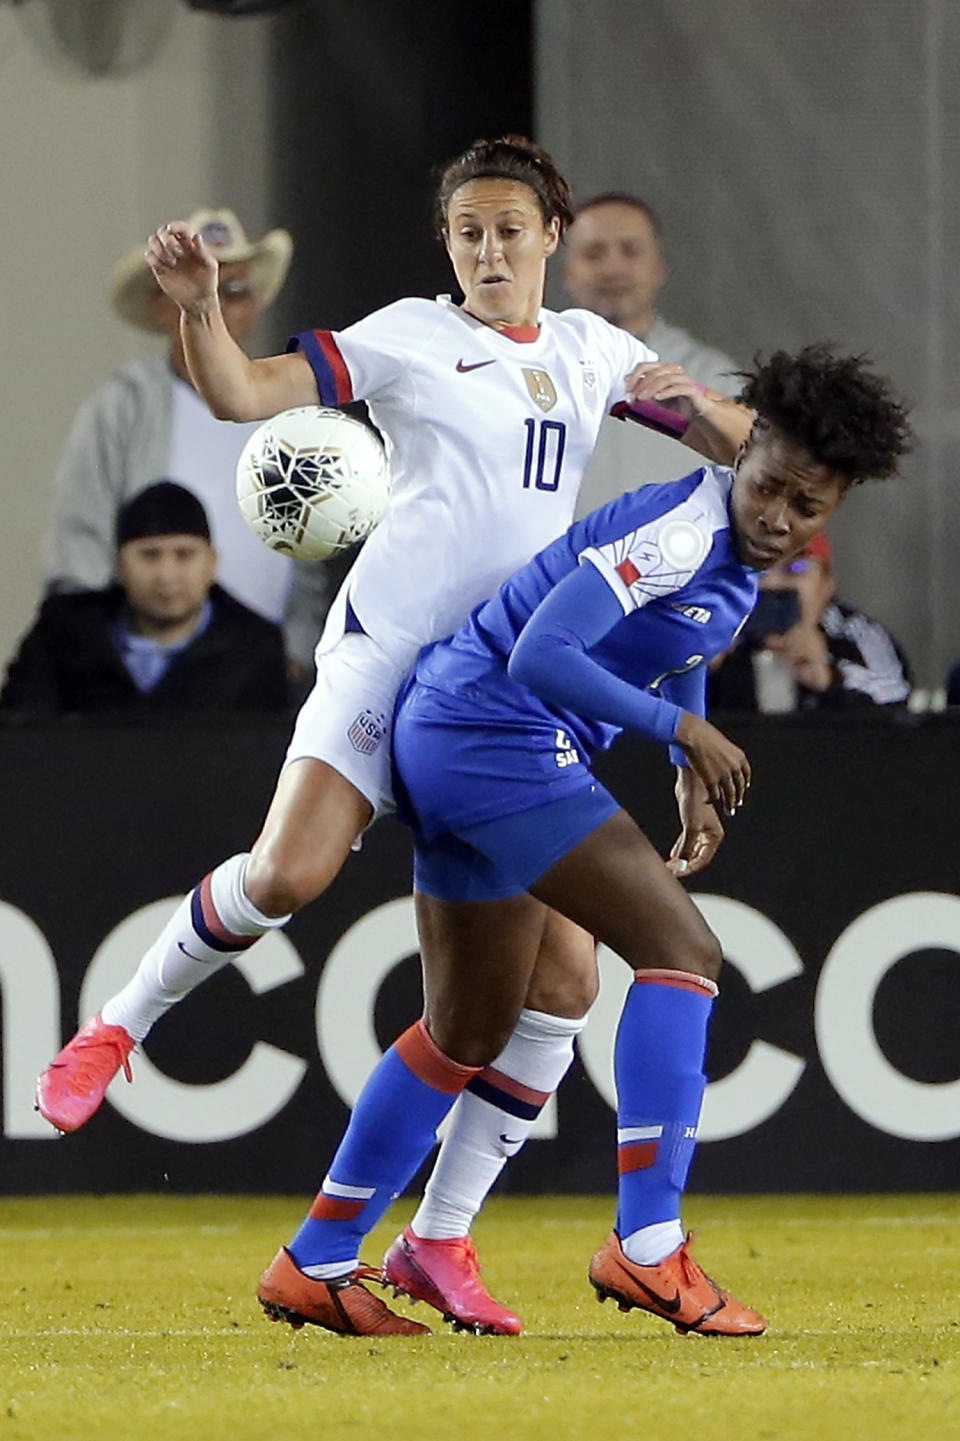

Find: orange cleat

[383,1226,522,1335]
[35,1015,135,1133]
[257,1248,431,1337]
[589,1231,766,1336]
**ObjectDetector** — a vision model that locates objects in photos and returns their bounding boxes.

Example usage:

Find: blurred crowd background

[1,0,957,697]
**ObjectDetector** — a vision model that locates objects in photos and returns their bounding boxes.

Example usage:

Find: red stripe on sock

[618,1140,659,1173]
[633,968,719,998]
[308,1195,366,1221]
[394,1021,480,1095]
[198,873,253,948]
[478,1066,551,1109]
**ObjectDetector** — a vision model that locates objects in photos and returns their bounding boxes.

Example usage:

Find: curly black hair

[738,345,912,484]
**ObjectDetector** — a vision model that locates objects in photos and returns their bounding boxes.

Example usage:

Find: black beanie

[116,482,211,548]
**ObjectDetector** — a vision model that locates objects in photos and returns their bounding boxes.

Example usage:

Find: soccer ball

[235,407,391,561]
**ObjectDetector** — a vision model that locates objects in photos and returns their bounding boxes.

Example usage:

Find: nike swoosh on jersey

[456,358,497,372]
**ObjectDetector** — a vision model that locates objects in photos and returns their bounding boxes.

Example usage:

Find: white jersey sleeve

[291,299,446,407]
[603,322,660,415]
[560,309,659,417]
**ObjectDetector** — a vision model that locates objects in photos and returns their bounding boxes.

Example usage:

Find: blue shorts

[394,677,620,901]
[413,786,621,901]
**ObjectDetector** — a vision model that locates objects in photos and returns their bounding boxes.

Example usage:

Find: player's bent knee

[703,929,724,981]
[525,964,598,1018]
[244,849,335,916]
[682,928,723,983]
[632,925,722,983]
[426,1016,511,1071]
[558,969,599,1016]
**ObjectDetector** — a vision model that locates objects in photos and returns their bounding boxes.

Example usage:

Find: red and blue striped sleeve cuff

[287,328,354,405]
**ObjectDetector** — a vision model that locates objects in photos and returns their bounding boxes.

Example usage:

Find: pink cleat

[35,1015,135,1133]
[383,1226,523,1335]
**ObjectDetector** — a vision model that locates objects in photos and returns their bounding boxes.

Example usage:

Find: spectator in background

[2,483,289,715]
[43,208,330,673]
[708,532,912,712]
[564,193,741,516]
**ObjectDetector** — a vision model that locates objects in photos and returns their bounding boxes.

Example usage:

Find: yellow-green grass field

[1,1193,956,1441]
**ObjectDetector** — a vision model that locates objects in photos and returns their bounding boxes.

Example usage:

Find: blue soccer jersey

[394,466,758,855]
[392,461,761,887]
[418,467,755,741]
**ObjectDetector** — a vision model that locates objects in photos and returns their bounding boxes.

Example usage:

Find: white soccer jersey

[294,296,657,668]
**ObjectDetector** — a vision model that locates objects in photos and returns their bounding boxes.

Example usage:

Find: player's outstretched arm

[146,221,318,422]
[683,390,754,464]
[621,361,754,465]
[508,564,681,747]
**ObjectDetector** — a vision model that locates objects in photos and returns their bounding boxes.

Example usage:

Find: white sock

[100,854,289,1042]
[621,1219,685,1266]
[410,1007,587,1240]
[301,1259,357,1281]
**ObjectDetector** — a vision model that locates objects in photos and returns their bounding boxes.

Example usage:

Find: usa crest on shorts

[347,708,387,755]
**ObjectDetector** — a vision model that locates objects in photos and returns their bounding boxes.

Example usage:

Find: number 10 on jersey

[522,419,567,491]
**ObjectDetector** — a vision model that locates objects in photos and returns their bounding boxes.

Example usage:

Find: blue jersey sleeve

[507,562,682,746]
[661,664,707,767]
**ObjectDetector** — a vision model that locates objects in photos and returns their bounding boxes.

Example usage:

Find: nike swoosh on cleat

[499,1134,523,1145]
[632,1277,683,1314]
[456,359,497,372]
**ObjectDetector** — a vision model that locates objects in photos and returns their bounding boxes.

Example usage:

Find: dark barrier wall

[1,715,958,1196]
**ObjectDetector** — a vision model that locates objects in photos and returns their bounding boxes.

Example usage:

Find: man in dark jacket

[1,482,290,715]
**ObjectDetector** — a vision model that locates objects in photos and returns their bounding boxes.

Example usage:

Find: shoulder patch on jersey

[658,519,710,572]
[615,540,661,587]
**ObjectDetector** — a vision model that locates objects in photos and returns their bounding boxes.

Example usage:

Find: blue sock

[614,971,717,1244]
[289,1021,479,1271]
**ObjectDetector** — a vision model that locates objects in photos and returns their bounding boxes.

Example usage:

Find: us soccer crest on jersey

[579,357,600,412]
[291,296,658,670]
[523,368,558,412]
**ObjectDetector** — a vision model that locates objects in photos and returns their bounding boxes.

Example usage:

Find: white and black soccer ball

[236,407,391,561]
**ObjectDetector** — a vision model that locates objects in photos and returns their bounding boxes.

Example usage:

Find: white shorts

[284,630,407,817]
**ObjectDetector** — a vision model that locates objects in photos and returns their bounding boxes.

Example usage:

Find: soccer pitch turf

[1,1193,956,1441]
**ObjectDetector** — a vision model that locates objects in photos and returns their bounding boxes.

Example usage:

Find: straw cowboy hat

[109,208,293,333]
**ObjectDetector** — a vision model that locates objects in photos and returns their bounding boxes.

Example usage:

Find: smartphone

[742,587,801,641]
